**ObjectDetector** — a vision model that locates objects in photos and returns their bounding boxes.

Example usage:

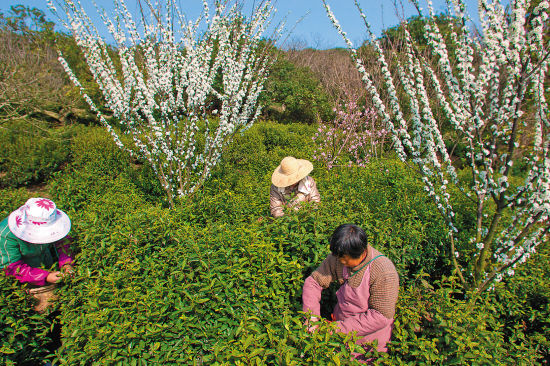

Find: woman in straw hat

[0,197,75,312]
[270,156,321,217]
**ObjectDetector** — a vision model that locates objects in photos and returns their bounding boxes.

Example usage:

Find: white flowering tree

[48,0,278,207]
[324,0,550,293]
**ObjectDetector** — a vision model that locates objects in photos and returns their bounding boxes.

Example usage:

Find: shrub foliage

[1,122,547,364]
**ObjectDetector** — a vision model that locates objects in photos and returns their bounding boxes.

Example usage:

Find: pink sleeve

[336,309,393,336]
[4,260,49,286]
[55,240,74,267]
[302,275,323,317]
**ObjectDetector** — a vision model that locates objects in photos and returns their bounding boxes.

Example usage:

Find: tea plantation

[1,121,548,365]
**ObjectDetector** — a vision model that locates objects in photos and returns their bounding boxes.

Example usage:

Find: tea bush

[47,176,365,364]
[0,273,54,365]
[0,119,81,188]
[68,127,130,177]
[217,121,316,185]
[49,126,165,212]
[0,120,547,364]
[381,274,542,365]
[0,187,33,217]
[316,161,452,282]
[492,244,550,363]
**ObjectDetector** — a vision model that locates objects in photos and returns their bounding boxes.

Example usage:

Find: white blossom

[325,0,550,288]
[49,0,279,206]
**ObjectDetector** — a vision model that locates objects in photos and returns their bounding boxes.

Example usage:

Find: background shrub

[0,120,80,188]
[261,57,334,124]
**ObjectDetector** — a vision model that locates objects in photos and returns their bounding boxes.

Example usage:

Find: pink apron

[333,258,394,353]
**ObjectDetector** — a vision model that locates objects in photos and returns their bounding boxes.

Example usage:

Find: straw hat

[271,156,313,188]
[8,198,71,244]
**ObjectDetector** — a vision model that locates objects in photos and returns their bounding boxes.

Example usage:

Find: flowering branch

[324,0,550,291]
[312,93,386,169]
[48,0,280,207]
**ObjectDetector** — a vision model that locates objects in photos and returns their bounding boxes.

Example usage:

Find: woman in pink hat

[0,197,74,311]
[270,156,321,217]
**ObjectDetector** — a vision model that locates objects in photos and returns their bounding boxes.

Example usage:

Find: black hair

[329,224,368,259]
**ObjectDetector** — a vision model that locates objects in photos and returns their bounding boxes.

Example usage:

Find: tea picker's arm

[4,260,50,286]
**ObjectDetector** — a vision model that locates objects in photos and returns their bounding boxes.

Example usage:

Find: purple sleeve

[302,275,323,317]
[4,260,49,286]
[55,240,74,267]
[336,309,393,336]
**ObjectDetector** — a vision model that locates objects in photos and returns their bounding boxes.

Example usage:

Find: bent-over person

[270,156,321,217]
[0,197,75,312]
[302,224,399,361]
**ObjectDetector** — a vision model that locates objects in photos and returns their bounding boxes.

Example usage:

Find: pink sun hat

[8,198,71,244]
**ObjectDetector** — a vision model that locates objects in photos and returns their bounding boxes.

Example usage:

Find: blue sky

[1,0,481,49]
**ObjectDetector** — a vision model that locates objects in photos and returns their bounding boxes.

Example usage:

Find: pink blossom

[312,93,385,169]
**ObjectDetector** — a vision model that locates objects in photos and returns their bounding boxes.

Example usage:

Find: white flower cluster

[325,0,550,288]
[48,0,278,206]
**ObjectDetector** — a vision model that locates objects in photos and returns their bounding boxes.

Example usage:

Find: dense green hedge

[0,120,83,188]
[1,122,548,364]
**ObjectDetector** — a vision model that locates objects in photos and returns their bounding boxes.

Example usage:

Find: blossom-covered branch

[49,0,280,207]
[324,0,549,291]
[312,93,386,169]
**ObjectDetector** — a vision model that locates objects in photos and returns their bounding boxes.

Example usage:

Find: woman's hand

[306,316,320,333]
[62,264,75,276]
[46,271,63,283]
